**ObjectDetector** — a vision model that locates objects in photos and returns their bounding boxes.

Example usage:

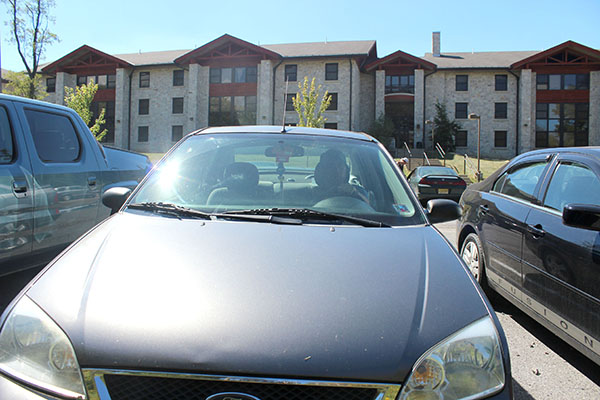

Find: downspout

[271,58,284,125]
[349,58,353,130]
[127,69,134,150]
[508,69,520,157]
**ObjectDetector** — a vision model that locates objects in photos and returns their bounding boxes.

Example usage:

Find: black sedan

[407,166,467,203]
[0,126,511,400]
[457,146,600,366]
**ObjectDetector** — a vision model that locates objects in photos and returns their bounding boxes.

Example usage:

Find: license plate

[438,188,449,194]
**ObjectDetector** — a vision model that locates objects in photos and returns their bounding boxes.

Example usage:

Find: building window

[77,76,87,86]
[138,126,149,142]
[209,95,257,126]
[172,125,183,142]
[385,75,415,94]
[536,102,589,147]
[324,123,338,130]
[455,103,468,119]
[138,99,149,115]
[173,70,184,86]
[456,75,468,91]
[139,72,150,88]
[455,130,468,147]
[209,67,257,84]
[325,63,338,80]
[494,131,507,147]
[107,74,116,89]
[210,68,221,83]
[494,102,508,119]
[285,65,297,82]
[285,94,296,111]
[536,73,589,90]
[495,75,508,91]
[172,97,184,114]
[46,78,56,93]
[327,93,338,111]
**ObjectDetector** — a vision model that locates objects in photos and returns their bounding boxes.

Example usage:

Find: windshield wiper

[127,202,212,219]
[127,202,302,225]
[224,208,390,227]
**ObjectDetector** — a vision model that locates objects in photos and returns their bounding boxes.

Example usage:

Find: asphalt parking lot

[434,220,600,399]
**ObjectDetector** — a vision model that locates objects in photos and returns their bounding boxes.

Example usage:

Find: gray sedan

[0,126,511,400]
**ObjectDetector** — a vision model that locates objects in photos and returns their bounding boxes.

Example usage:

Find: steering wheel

[313,196,375,212]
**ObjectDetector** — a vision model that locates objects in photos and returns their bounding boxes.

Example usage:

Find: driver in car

[314,149,370,204]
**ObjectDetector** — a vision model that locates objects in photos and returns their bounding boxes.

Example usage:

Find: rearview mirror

[563,204,600,231]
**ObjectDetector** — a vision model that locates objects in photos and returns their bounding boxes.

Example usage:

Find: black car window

[543,162,600,212]
[492,161,546,203]
[0,106,14,164]
[24,109,81,163]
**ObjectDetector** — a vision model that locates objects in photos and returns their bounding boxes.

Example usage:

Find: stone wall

[424,69,518,158]
[273,58,353,130]
[590,71,600,146]
[129,66,189,153]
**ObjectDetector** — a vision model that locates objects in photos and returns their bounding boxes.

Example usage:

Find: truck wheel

[461,233,487,288]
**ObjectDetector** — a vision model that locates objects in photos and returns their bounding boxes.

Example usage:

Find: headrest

[314,149,349,187]
[223,162,259,192]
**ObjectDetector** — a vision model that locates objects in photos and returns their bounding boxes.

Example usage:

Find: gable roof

[42,45,132,73]
[511,40,600,69]
[175,34,280,65]
[365,50,436,71]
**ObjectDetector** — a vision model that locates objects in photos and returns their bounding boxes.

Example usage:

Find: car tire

[461,233,487,288]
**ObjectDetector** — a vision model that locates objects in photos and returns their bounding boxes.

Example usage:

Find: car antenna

[281,78,289,133]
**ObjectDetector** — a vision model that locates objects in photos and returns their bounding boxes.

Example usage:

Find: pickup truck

[0,94,152,281]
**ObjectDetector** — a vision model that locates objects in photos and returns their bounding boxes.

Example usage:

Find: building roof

[422,51,539,69]
[262,40,376,58]
[116,49,191,66]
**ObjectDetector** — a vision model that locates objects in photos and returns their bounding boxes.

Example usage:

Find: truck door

[15,103,102,258]
[0,100,34,277]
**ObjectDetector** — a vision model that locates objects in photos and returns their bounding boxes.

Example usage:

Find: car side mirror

[102,187,132,214]
[562,204,600,231]
[426,199,462,224]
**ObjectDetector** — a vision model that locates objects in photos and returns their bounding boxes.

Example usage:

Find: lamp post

[425,120,435,150]
[468,113,481,182]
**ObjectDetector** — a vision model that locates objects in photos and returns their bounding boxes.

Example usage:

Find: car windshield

[129,132,425,226]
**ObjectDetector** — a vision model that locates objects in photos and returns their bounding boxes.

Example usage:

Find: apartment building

[41,33,600,157]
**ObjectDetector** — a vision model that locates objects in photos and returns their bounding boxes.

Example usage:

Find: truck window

[0,107,14,164]
[24,109,81,163]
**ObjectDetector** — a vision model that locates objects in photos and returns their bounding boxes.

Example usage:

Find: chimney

[432,32,441,57]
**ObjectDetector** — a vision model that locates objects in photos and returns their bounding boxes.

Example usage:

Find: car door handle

[12,181,27,193]
[87,176,97,187]
[479,205,489,215]
[527,224,545,238]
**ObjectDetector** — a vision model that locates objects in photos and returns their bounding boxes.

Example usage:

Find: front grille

[82,370,401,400]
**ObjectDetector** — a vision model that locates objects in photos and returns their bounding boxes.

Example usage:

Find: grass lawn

[398,153,509,181]
[443,153,508,181]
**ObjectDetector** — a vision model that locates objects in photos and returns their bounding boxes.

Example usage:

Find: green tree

[292,76,331,128]
[64,82,108,142]
[432,102,462,152]
[3,70,47,99]
[3,0,59,99]
[368,114,396,151]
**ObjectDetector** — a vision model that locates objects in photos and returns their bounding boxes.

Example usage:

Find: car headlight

[0,296,86,399]
[399,316,505,400]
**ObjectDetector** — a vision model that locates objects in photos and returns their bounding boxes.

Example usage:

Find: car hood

[26,212,488,383]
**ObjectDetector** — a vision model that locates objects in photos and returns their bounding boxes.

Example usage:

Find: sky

[1,0,599,72]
